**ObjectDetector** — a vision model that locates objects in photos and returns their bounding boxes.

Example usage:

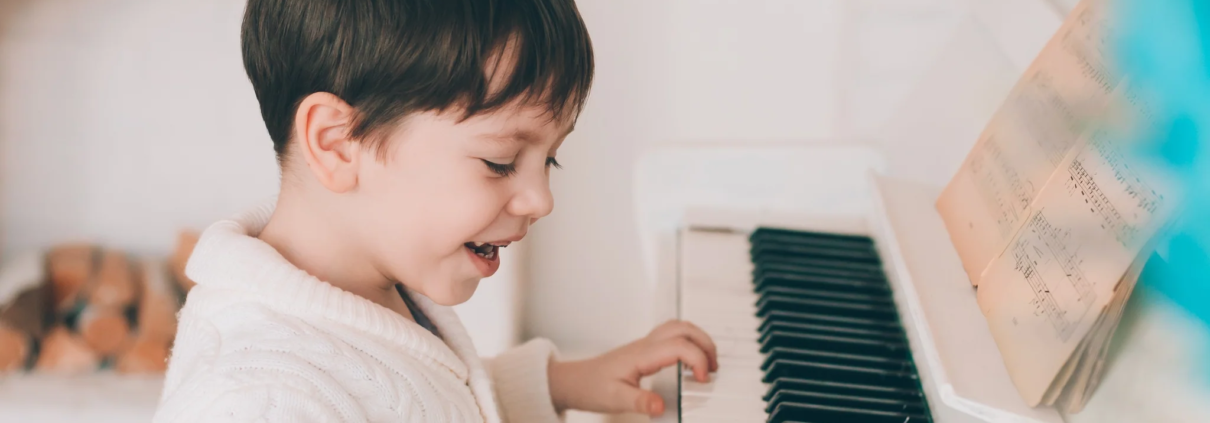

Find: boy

[153,0,718,422]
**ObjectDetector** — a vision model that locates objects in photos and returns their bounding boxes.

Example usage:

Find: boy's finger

[637,338,710,382]
[678,321,718,371]
[615,384,666,417]
[650,320,719,371]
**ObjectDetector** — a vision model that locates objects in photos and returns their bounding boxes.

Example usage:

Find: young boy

[153,0,718,422]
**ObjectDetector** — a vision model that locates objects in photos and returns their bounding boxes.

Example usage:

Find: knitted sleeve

[484,338,564,423]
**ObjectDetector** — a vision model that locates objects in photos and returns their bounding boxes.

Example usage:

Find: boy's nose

[508,175,554,220]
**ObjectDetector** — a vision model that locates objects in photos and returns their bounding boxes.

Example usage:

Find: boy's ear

[293,92,361,193]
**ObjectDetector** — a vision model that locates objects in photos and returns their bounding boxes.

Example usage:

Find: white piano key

[695,323,760,343]
[715,355,765,370]
[678,229,768,423]
[682,392,766,408]
[683,304,761,326]
[681,287,758,316]
[710,337,764,360]
[683,300,760,339]
[682,366,768,396]
[681,393,769,422]
[680,231,754,289]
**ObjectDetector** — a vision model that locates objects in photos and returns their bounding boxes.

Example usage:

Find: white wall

[0,0,278,256]
[839,0,964,139]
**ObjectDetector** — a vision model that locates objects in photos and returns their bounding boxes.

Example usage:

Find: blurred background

[4,0,1183,422]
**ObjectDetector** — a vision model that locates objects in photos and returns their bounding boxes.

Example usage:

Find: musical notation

[935,0,1121,286]
[970,136,1033,237]
[1012,73,1084,166]
[1010,212,1095,343]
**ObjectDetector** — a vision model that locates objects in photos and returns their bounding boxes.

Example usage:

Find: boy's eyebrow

[481,125,575,144]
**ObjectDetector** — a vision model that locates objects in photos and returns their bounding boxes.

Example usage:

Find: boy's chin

[421,278,482,306]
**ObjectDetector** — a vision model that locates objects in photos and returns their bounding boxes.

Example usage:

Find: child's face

[352,104,570,305]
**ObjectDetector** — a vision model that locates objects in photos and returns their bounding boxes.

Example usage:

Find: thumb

[617,384,666,416]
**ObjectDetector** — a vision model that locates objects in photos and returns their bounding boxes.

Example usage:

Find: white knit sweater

[153,203,562,423]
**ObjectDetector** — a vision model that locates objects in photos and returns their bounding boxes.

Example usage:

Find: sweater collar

[184,201,481,385]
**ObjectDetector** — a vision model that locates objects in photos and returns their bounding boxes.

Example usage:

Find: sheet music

[932,0,1185,409]
[973,111,1174,405]
[936,0,1116,285]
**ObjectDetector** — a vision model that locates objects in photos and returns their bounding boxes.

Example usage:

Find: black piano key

[745,226,871,242]
[755,254,885,274]
[750,227,874,248]
[766,389,927,415]
[761,347,915,373]
[750,231,877,249]
[763,377,925,403]
[755,273,891,297]
[758,321,904,346]
[756,286,894,306]
[748,227,933,422]
[759,310,902,333]
[751,246,878,266]
[750,241,880,264]
[767,401,929,423]
[760,331,909,359]
[762,359,921,390]
[754,260,886,283]
[749,231,876,249]
[756,295,900,322]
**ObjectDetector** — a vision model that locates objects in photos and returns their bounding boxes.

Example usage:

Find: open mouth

[464,241,505,261]
[464,239,514,277]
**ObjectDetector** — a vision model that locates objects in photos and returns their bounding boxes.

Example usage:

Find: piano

[638,1,1210,422]
[641,146,1053,423]
[642,147,1210,423]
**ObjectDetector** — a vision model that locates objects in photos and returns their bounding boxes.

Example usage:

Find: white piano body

[639,155,1210,423]
[639,145,1062,423]
[636,1,1210,422]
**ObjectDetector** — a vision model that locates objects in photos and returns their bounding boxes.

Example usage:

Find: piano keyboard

[677,226,933,423]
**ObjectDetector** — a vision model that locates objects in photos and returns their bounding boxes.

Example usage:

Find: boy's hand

[548,320,718,416]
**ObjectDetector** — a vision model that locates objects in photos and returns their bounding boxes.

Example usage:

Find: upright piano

[638,1,1210,421]
[642,147,1210,423]
[641,146,1061,423]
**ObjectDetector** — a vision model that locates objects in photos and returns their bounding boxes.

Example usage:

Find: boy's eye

[546,157,562,170]
[481,159,517,177]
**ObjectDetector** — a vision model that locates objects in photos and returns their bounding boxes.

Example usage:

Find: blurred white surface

[0,373,162,422]
[1066,292,1210,423]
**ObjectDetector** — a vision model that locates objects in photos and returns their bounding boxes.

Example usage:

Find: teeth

[469,243,498,260]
